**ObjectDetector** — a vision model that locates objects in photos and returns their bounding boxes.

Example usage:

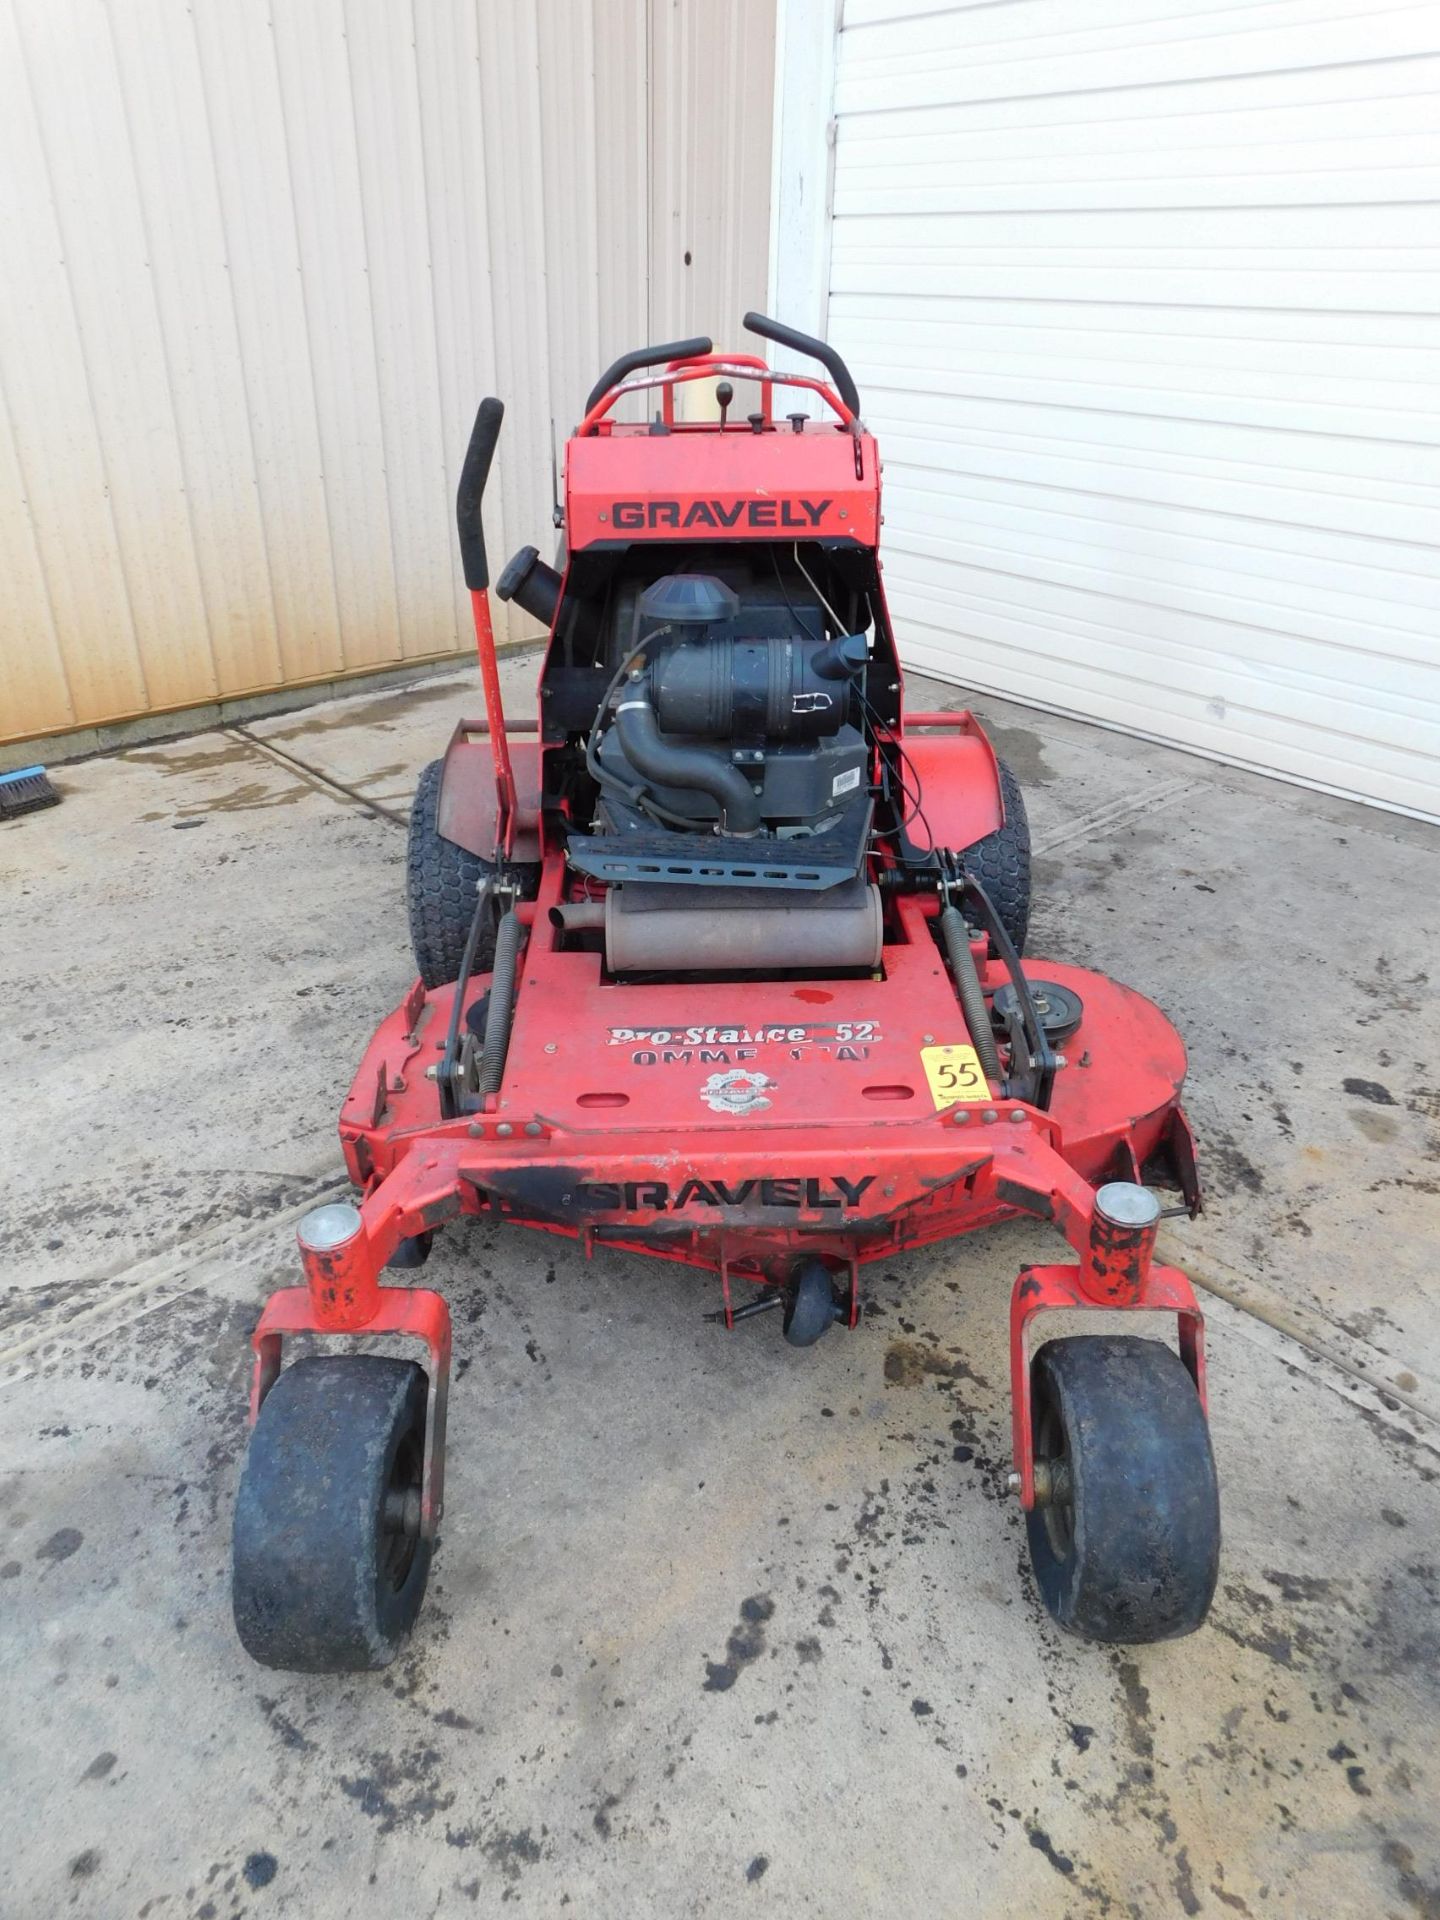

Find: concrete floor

[3,654,1438,1919]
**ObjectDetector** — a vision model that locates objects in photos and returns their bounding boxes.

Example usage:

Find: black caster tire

[387,1231,433,1271]
[232,1355,433,1672]
[963,756,1031,957]
[1024,1335,1219,1644]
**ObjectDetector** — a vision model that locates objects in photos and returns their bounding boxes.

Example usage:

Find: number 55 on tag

[920,1043,989,1110]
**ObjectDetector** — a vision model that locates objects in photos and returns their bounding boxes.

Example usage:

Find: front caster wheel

[232,1355,433,1672]
[1024,1336,1219,1643]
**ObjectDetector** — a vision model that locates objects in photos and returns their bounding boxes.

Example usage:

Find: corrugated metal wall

[0,0,774,746]
[789,0,1440,822]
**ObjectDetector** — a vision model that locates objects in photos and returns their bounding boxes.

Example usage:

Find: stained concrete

[0,651,496,779]
[2,656,1438,1918]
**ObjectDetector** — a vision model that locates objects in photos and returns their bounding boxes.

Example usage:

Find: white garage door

[821,0,1440,821]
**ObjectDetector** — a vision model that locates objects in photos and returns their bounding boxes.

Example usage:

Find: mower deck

[253,904,1205,1556]
[338,886,1196,1276]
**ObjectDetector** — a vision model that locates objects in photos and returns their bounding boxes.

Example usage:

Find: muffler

[552,878,882,975]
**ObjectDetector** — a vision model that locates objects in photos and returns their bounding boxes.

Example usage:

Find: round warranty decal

[700,1068,775,1116]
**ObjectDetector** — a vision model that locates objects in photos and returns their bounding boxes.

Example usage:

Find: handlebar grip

[584,336,714,416]
[456,397,504,591]
[742,311,861,420]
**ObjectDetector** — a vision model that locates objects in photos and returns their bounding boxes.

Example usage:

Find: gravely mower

[232,317,1219,1671]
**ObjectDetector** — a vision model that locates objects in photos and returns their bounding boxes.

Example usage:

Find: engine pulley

[991,978,1084,1043]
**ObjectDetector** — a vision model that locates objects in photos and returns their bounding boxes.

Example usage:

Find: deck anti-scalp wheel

[232,1355,432,1672]
[1024,1335,1220,1643]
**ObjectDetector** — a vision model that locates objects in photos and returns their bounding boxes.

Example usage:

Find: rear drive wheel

[963,756,1030,956]
[232,1355,432,1672]
[1024,1335,1219,1643]
[407,758,493,988]
[406,760,541,988]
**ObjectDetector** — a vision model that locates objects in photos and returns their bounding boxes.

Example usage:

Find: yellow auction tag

[921,1043,990,1109]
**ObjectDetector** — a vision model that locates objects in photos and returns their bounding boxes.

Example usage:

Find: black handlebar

[585,336,714,415]
[456,397,504,591]
[743,311,861,419]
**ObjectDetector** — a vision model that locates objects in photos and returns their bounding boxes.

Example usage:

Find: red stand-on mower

[232,317,1219,1672]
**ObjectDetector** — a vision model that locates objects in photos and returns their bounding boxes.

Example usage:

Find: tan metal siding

[650,0,777,346]
[0,0,775,745]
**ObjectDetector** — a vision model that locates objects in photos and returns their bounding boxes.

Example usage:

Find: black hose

[439,879,492,1119]
[614,688,762,834]
[939,903,1002,1083]
[479,911,526,1095]
[582,640,710,831]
